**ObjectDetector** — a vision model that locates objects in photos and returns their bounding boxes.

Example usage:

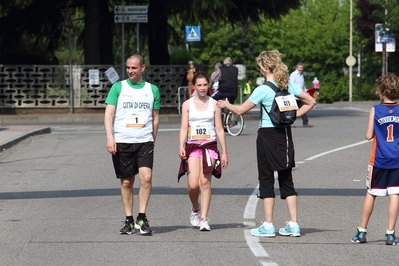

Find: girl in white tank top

[178,71,228,231]
[187,96,216,142]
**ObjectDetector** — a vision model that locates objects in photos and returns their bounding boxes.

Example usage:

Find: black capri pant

[256,127,297,199]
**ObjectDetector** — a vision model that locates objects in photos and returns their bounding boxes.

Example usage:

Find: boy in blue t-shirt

[351,73,399,245]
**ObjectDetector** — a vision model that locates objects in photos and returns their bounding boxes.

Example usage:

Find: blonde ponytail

[256,50,289,90]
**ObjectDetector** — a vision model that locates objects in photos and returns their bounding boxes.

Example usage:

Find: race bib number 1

[126,112,146,128]
[275,94,298,112]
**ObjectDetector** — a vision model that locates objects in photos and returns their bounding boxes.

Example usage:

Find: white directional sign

[114,5,148,24]
[114,5,147,14]
[114,14,148,23]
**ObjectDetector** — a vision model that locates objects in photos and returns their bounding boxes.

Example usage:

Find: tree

[0,0,124,64]
[354,0,399,76]
[146,0,301,64]
[0,0,65,64]
[82,0,114,64]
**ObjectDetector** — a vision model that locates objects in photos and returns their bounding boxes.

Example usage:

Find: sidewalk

[0,101,378,151]
[0,126,51,151]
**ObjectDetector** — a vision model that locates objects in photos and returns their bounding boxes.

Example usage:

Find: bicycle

[223,110,244,136]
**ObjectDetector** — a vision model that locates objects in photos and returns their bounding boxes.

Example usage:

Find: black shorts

[111,142,154,179]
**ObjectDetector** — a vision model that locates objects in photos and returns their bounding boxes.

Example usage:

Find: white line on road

[244,139,371,265]
[244,229,270,257]
[305,140,370,161]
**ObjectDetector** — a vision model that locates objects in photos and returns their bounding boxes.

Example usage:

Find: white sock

[262,222,273,228]
[288,221,298,227]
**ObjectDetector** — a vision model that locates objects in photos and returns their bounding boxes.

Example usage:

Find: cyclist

[209,57,239,104]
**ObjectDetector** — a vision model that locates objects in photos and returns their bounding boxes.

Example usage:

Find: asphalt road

[1,107,399,266]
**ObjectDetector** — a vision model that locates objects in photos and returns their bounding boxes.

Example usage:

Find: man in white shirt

[290,62,312,127]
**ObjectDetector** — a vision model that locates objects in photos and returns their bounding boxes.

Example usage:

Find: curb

[0,127,51,151]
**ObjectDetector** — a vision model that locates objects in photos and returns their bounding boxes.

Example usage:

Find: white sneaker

[190,209,200,227]
[199,218,211,231]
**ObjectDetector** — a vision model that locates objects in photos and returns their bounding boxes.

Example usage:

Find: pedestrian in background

[178,71,228,231]
[211,62,223,93]
[351,73,399,245]
[312,77,320,101]
[104,53,160,235]
[185,60,196,97]
[290,62,313,127]
[243,78,252,99]
[217,50,315,237]
[312,77,320,92]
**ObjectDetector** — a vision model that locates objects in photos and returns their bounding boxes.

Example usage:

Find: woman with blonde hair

[217,50,316,237]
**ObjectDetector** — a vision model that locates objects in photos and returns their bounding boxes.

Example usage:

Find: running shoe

[119,219,135,235]
[279,222,301,237]
[135,217,152,235]
[250,223,276,237]
[199,218,211,231]
[351,227,367,243]
[385,231,399,245]
[190,209,200,227]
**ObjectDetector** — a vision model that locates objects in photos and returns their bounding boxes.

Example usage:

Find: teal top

[249,80,302,128]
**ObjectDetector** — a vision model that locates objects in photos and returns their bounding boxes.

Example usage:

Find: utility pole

[346,0,356,102]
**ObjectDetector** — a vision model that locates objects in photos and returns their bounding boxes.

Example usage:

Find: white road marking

[305,140,370,161]
[244,139,371,265]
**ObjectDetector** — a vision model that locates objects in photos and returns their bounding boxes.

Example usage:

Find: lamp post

[346,0,356,102]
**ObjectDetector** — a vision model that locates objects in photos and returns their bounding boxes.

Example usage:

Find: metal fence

[0,64,207,113]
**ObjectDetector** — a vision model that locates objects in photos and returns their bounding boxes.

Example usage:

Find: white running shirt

[187,97,216,141]
[113,80,154,143]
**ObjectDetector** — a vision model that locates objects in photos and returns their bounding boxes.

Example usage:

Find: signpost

[185,26,201,51]
[114,5,148,79]
[63,8,74,113]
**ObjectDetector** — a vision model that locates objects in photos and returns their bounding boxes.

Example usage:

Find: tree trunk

[84,0,101,64]
[99,0,113,64]
[148,0,170,65]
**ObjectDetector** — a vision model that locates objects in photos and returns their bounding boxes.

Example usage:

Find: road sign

[185,26,201,42]
[114,14,148,23]
[63,8,73,29]
[375,23,395,52]
[346,55,356,67]
[114,5,147,14]
[234,64,246,80]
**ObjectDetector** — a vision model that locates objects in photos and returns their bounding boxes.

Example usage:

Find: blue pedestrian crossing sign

[185,26,201,42]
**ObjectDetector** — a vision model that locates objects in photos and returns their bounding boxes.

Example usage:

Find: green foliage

[178,0,363,103]
[354,0,399,101]
[169,48,193,65]
[316,72,348,103]
[1,0,393,103]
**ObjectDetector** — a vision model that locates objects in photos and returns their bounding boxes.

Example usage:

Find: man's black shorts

[111,142,154,179]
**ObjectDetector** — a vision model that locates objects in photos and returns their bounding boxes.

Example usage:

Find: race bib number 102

[188,124,212,140]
